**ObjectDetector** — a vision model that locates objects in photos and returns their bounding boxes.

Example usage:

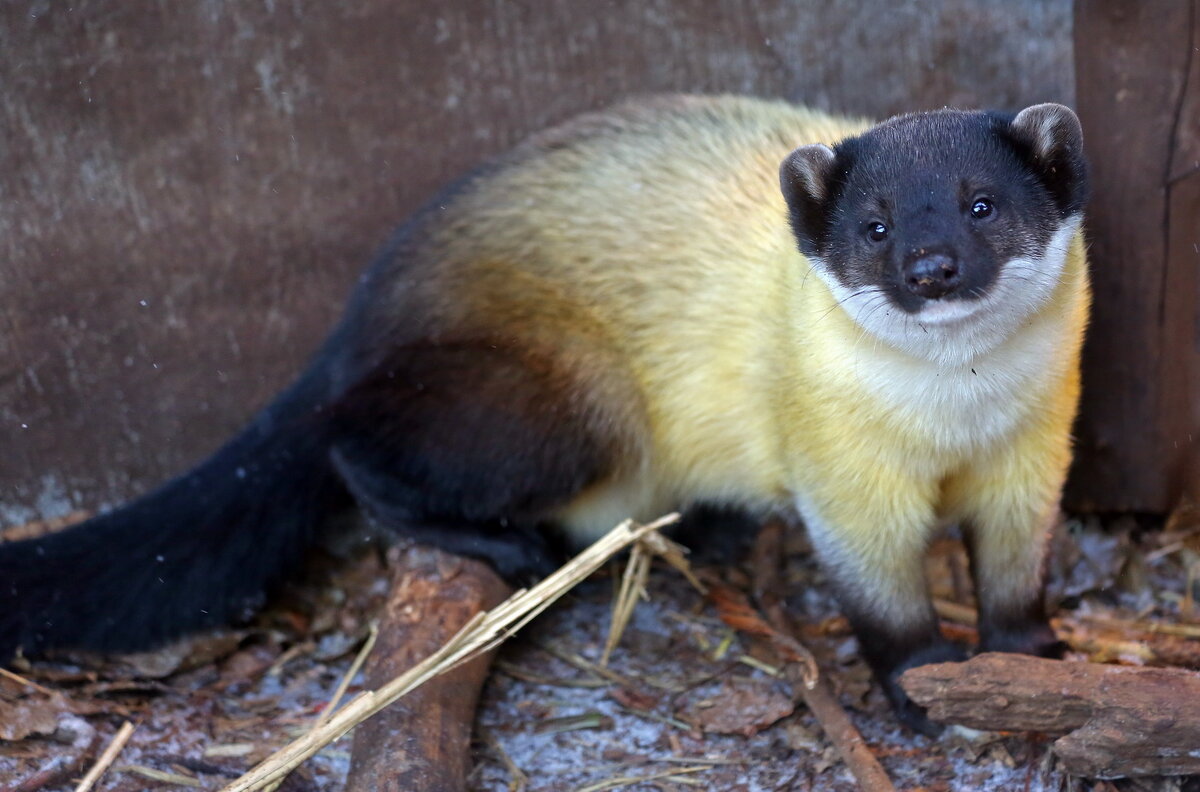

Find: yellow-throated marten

[0,96,1089,733]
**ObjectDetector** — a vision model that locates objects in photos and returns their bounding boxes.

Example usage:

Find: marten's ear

[780,143,839,256]
[1005,103,1089,217]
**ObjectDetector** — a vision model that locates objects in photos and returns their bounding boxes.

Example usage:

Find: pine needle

[311,621,378,730]
[74,721,135,792]
[574,764,713,792]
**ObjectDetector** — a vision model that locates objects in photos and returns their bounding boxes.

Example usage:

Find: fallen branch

[344,547,511,792]
[220,513,680,792]
[900,653,1200,778]
[1053,614,1200,668]
[726,518,897,792]
[933,596,1200,669]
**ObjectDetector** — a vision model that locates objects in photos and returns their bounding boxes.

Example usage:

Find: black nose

[903,253,961,299]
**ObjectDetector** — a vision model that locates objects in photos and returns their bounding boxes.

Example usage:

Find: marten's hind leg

[326,340,620,581]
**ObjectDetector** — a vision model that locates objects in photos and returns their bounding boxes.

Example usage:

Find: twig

[736,654,781,677]
[539,643,641,689]
[114,765,203,787]
[311,622,378,730]
[753,596,896,791]
[73,721,135,792]
[637,530,707,594]
[654,756,748,765]
[614,703,697,732]
[932,598,978,625]
[0,666,56,696]
[142,754,241,779]
[533,712,613,734]
[480,726,528,792]
[265,641,315,678]
[219,513,680,792]
[1073,613,1200,639]
[745,517,897,792]
[574,764,713,792]
[494,660,608,688]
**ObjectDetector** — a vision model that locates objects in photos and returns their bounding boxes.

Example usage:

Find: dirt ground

[2,510,1199,792]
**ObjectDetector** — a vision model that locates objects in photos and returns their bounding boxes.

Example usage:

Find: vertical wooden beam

[1068,0,1200,511]
[1166,5,1200,503]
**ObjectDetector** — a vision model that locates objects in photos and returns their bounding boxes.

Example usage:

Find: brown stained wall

[0,1,1074,521]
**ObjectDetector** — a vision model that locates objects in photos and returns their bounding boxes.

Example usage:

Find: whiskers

[816,285,875,322]
[995,262,1052,289]
[852,291,894,330]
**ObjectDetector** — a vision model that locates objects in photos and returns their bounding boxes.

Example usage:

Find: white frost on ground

[5,516,1186,791]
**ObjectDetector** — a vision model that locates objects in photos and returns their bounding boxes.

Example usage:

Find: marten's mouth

[909,294,988,326]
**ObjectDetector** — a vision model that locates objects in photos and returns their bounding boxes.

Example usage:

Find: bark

[900,653,1200,778]
[344,545,512,792]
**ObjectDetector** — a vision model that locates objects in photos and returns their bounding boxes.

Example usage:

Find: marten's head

[780,103,1088,363]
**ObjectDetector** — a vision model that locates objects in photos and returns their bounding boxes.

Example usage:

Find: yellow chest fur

[559,229,1088,542]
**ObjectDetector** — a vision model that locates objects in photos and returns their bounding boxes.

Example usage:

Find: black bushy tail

[0,368,347,660]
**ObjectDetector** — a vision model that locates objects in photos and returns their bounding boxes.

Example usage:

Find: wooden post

[1069,0,1200,511]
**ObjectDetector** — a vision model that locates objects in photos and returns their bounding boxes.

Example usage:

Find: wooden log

[343,545,511,792]
[900,653,1200,778]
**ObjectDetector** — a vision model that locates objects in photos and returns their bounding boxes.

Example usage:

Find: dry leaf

[608,686,660,711]
[677,677,793,736]
[0,696,62,741]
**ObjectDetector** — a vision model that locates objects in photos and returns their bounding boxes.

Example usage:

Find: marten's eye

[866,222,889,242]
[970,198,995,219]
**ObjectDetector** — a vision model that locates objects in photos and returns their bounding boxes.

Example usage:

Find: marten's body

[0,96,1089,733]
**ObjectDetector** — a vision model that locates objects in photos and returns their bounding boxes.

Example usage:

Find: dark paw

[979,619,1064,658]
[881,642,968,737]
[483,535,561,584]
[671,504,761,563]
[885,681,944,737]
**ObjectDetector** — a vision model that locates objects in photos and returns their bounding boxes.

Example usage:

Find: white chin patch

[808,216,1080,366]
[912,298,985,325]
